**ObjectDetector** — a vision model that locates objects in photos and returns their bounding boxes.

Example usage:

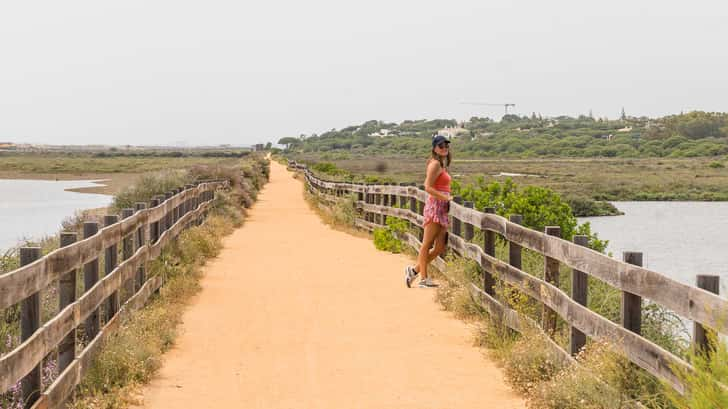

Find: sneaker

[404,265,418,288]
[418,278,439,288]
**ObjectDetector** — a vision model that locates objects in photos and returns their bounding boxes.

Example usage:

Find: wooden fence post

[58,232,77,372]
[408,183,417,234]
[482,207,496,296]
[150,198,160,244]
[694,275,720,353]
[20,246,42,408]
[104,215,120,322]
[185,184,194,217]
[570,235,589,355]
[121,209,135,301]
[83,221,101,343]
[622,251,643,334]
[463,201,474,241]
[364,186,371,223]
[543,226,561,336]
[382,184,389,225]
[374,187,384,225]
[399,183,408,208]
[452,196,462,237]
[165,191,174,232]
[508,215,523,270]
[135,202,148,290]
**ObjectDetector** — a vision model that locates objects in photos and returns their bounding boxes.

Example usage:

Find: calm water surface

[580,202,728,297]
[0,179,111,251]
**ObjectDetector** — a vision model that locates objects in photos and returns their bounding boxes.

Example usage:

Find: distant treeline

[279,111,728,158]
[0,150,251,158]
[92,150,250,158]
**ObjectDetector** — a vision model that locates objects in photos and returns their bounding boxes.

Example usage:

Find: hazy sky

[1,0,726,146]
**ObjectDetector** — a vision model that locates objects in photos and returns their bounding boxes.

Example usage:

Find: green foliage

[285,111,728,158]
[453,177,608,252]
[668,331,728,409]
[567,197,623,217]
[372,217,408,253]
[709,161,725,168]
[310,162,353,180]
[112,171,192,211]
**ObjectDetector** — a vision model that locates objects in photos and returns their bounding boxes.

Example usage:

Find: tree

[277,137,301,150]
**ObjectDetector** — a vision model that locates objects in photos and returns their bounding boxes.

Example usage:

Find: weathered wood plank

[0,245,150,392]
[446,233,688,393]
[20,247,42,408]
[0,183,223,310]
[302,170,728,335]
[468,284,575,366]
[32,244,167,409]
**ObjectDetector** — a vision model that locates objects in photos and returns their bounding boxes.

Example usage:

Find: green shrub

[112,171,191,210]
[373,217,408,253]
[709,161,725,168]
[453,177,608,252]
[668,331,728,409]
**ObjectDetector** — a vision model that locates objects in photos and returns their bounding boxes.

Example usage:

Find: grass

[0,153,242,175]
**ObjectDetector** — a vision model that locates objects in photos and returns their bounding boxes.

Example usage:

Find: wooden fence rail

[0,180,228,409]
[290,160,727,395]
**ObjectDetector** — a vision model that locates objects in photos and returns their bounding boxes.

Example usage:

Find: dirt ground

[136,161,524,409]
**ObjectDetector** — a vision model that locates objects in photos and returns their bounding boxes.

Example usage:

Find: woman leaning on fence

[405,134,452,288]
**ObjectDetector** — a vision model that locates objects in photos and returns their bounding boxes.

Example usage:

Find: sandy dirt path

[138,161,524,409]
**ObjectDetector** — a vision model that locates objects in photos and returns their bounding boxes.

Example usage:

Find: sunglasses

[437,143,449,149]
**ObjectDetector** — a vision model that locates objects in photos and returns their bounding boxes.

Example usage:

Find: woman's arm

[424,160,451,201]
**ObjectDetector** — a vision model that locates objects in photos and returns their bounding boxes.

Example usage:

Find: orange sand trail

[138,161,525,409]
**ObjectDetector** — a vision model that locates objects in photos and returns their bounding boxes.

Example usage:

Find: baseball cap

[432,134,451,148]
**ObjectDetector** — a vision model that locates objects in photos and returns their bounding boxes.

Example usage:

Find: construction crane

[461,102,516,115]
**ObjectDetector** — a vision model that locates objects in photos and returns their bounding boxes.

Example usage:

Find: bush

[668,331,728,409]
[112,171,191,211]
[373,217,408,253]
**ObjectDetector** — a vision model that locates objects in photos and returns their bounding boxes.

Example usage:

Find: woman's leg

[417,222,442,280]
[427,227,448,263]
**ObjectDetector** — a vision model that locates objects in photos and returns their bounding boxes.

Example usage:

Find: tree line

[277,111,728,158]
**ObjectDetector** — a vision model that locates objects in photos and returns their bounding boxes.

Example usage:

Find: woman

[405,134,452,288]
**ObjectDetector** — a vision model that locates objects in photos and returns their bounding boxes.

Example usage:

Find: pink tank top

[433,167,451,193]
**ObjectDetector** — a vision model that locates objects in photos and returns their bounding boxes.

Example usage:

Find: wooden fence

[0,180,228,409]
[290,160,727,395]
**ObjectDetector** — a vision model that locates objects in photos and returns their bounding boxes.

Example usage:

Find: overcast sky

[1,1,726,146]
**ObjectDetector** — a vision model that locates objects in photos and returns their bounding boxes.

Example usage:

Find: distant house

[0,142,15,150]
[438,126,468,139]
[369,129,396,138]
[616,126,633,133]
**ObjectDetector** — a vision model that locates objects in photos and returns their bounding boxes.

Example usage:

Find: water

[0,179,111,251]
[580,202,728,297]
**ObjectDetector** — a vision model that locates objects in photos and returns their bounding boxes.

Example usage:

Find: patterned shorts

[423,193,450,228]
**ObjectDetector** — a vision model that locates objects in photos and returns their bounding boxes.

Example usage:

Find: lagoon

[580,201,728,297]
[0,179,111,251]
